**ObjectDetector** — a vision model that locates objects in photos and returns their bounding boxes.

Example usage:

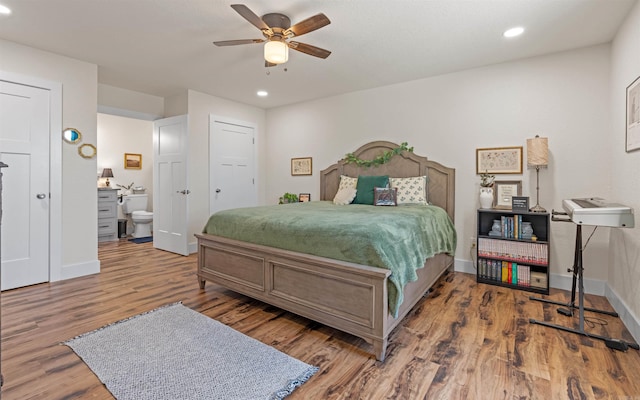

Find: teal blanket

[202,201,457,316]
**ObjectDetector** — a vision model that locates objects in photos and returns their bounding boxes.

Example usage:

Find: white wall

[266,44,613,287]
[185,89,267,252]
[0,38,99,277]
[609,2,640,334]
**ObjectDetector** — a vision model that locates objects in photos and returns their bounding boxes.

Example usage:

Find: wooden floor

[2,240,640,399]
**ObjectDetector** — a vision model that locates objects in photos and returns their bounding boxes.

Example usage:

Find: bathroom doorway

[97,113,154,237]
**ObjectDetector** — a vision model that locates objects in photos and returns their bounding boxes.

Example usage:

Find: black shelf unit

[476,209,550,295]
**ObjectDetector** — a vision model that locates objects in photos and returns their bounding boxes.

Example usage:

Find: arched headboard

[320,141,455,222]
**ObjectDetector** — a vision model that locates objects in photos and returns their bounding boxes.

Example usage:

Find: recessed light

[503,27,524,38]
[0,4,11,15]
[257,90,268,97]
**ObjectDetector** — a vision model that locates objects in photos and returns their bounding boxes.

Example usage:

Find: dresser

[98,188,119,242]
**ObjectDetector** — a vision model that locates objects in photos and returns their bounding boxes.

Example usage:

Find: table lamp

[101,168,114,187]
[527,135,548,213]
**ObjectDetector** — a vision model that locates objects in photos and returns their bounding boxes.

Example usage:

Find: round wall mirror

[63,128,82,144]
[78,143,97,159]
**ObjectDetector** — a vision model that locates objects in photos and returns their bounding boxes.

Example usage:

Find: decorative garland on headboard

[344,142,414,167]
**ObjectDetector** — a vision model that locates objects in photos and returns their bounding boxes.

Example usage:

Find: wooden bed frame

[196,141,455,361]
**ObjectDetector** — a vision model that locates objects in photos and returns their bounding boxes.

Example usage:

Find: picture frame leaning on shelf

[493,180,522,210]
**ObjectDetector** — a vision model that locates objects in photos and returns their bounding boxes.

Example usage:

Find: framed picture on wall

[626,75,640,152]
[291,157,312,176]
[124,153,142,169]
[476,146,523,174]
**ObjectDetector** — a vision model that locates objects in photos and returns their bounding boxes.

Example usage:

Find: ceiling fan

[214,4,331,67]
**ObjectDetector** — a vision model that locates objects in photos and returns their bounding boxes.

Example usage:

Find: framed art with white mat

[626,75,640,152]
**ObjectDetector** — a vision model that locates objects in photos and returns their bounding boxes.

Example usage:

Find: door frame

[0,70,62,282]
[208,114,258,215]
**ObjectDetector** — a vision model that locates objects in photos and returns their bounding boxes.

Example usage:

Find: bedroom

[1,0,640,398]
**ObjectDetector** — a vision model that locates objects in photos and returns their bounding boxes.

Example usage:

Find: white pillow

[333,175,358,205]
[333,187,357,205]
[390,176,428,205]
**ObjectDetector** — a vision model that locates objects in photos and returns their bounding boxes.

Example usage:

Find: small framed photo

[291,157,312,176]
[476,146,523,174]
[512,196,530,212]
[626,75,640,152]
[124,153,142,170]
[299,193,311,202]
[374,187,397,206]
[494,180,522,210]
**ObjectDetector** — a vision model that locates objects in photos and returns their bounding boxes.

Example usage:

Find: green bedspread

[202,201,457,316]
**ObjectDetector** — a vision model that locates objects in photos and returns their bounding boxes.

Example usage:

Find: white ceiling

[0,0,636,109]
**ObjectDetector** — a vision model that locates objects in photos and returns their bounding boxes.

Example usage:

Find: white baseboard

[454,258,477,275]
[454,257,640,344]
[54,259,100,281]
[188,241,198,255]
[605,285,640,344]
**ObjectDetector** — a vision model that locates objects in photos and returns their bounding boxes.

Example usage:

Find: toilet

[120,194,153,238]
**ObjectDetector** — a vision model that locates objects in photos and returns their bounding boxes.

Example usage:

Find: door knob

[176,190,191,195]
[36,193,46,199]
[215,188,221,193]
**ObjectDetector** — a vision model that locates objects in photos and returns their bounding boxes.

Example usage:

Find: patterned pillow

[338,175,357,191]
[333,175,358,205]
[390,176,428,205]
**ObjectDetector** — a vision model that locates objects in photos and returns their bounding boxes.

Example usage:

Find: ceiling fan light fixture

[264,40,288,64]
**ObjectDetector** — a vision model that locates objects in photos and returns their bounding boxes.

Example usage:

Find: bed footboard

[196,233,451,361]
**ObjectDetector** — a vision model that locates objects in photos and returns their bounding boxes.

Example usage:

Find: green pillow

[353,175,389,205]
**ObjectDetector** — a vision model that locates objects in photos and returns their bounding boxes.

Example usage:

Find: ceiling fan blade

[213,39,264,46]
[231,4,270,31]
[288,41,331,59]
[285,14,330,37]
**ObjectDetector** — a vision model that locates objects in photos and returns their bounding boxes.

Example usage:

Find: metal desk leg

[529,224,638,351]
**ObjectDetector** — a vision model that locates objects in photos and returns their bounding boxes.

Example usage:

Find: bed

[196,141,456,361]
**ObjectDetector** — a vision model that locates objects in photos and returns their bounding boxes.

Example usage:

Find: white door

[153,115,189,256]
[0,81,50,290]
[209,117,256,214]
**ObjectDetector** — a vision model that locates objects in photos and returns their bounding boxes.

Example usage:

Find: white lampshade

[264,40,288,64]
[527,135,548,167]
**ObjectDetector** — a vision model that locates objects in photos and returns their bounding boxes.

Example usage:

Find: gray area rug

[64,303,318,400]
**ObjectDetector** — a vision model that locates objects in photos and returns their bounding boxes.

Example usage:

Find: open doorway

[97,113,153,238]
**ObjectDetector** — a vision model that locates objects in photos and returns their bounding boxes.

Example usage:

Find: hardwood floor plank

[2,240,640,399]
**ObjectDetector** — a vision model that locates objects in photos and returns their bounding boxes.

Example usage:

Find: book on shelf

[477,238,548,264]
[496,215,525,239]
[478,258,532,287]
